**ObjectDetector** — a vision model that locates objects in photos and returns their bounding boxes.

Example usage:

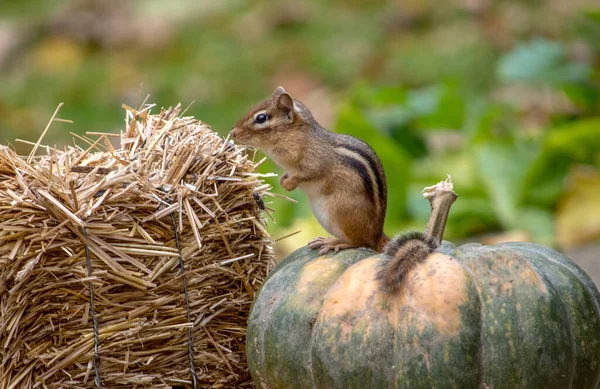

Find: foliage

[330,34,600,246]
[0,0,599,254]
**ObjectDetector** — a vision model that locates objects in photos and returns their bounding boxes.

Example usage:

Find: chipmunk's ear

[276,92,295,114]
[273,86,287,98]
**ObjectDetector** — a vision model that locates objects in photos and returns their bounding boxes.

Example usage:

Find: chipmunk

[230,86,389,254]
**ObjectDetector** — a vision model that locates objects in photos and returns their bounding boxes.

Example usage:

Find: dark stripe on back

[340,144,386,204]
[341,155,375,203]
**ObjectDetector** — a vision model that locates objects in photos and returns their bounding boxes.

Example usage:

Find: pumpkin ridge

[437,247,487,389]
[311,255,398,388]
[508,244,600,388]
[454,244,577,388]
[440,241,489,389]
[503,243,600,318]
[388,251,481,388]
[263,253,324,386]
[247,250,318,388]
[396,243,483,388]
[304,256,339,389]
[505,245,600,389]
[260,248,372,388]
[249,267,289,389]
[307,314,318,389]
[510,247,578,387]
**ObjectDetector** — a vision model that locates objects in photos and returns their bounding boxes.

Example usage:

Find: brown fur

[231,86,388,252]
[378,232,438,294]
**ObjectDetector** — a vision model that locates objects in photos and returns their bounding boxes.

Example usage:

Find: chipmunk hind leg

[307,196,381,254]
[307,236,356,255]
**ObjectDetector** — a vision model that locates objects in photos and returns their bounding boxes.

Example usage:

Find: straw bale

[0,102,275,388]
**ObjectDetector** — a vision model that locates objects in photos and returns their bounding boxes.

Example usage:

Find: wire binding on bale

[0,101,275,388]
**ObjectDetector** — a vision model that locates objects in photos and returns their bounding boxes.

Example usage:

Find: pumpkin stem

[422,175,458,246]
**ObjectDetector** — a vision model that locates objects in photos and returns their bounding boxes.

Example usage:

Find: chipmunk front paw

[280,173,298,191]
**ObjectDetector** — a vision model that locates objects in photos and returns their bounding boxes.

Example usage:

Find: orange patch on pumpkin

[317,257,386,340]
[492,251,548,294]
[296,256,344,294]
[312,253,470,341]
[517,265,547,293]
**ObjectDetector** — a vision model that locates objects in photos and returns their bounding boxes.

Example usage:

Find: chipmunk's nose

[230,127,239,140]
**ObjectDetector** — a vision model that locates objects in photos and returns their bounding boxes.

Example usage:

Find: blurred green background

[0,0,599,270]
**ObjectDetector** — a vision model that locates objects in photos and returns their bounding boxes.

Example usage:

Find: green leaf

[498,38,590,85]
[350,84,408,107]
[523,118,600,207]
[522,152,571,208]
[366,107,427,158]
[406,85,440,116]
[474,142,538,227]
[446,198,499,239]
[574,9,600,51]
[410,82,465,129]
[360,82,466,158]
[545,118,600,159]
[562,82,600,109]
[515,207,555,248]
[366,106,413,131]
[463,100,517,144]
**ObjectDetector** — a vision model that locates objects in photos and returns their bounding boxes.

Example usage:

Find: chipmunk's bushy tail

[377,231,438,294]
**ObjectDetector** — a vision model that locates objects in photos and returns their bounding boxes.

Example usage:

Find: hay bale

[0,103,275,388]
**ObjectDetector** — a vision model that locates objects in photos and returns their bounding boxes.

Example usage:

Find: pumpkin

[246,178,600,389]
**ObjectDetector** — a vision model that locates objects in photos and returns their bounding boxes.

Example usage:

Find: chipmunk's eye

[254,113,268,124]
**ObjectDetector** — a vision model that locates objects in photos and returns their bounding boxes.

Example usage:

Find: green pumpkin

[246,180,600,389]
[247,243,600,389]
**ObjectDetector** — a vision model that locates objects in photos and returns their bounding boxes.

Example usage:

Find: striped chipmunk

[230,86,391,255]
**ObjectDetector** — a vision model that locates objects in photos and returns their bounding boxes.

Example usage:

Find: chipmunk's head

[230,86,316,151]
